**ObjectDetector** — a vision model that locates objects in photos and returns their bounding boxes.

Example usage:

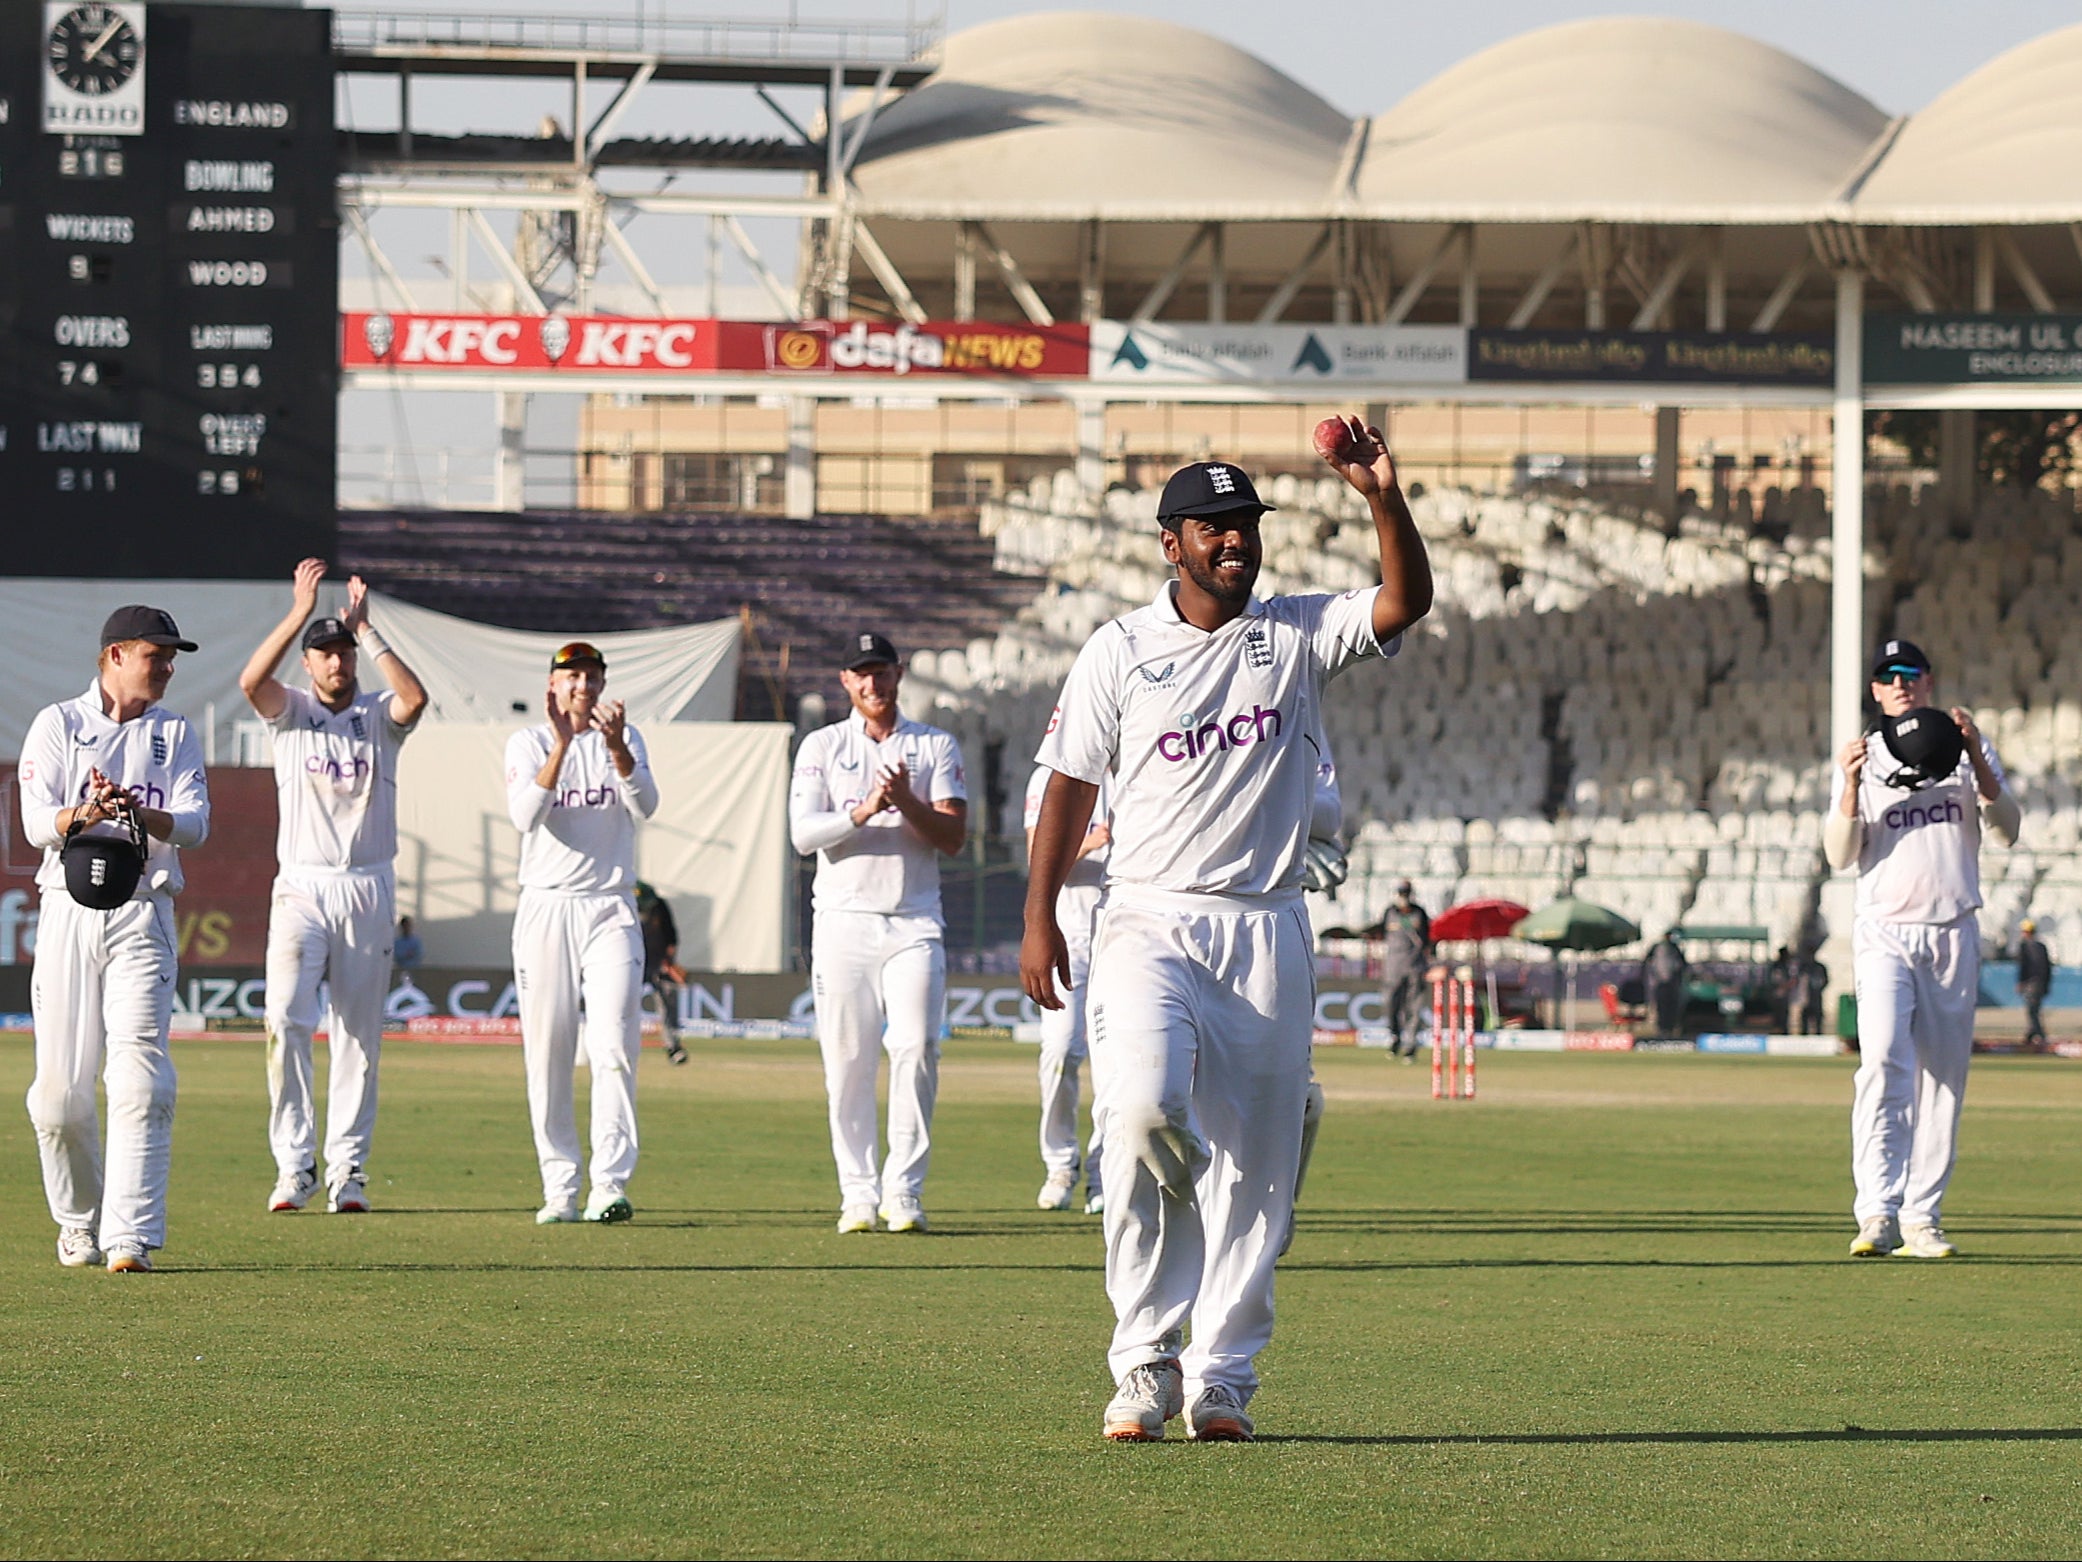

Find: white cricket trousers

[812,909,945,1209]
[264,867,394,1187]
[1851,915,1978,1227]
[513,889,644,1208]
[26,891,178,1252]
[1087,889,1314,1402]
[1038,931,1103,1199]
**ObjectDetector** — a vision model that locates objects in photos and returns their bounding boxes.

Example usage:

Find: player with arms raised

[240,560,428,1215]
[1022,417,1432,1442]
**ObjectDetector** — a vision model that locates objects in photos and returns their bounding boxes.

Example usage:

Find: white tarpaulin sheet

[0,579,740,759]
[394,722,791,971]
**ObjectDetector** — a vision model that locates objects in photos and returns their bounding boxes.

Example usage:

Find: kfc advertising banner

[342,311,720,372]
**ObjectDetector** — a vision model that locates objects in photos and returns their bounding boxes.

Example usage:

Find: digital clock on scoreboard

[1,2,337,578]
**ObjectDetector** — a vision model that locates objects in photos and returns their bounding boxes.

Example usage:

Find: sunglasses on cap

[550,641,606,671]
[1874,664,1927,685]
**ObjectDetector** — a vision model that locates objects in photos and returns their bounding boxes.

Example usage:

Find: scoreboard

[0,3,337,579]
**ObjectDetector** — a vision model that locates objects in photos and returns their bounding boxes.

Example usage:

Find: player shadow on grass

[1259,1427,2082,1446]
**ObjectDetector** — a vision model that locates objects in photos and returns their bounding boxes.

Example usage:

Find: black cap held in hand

[1156,461,1274,526]
[1880,706,1966,791]
[841,631,898,671]
[100,605,198,652]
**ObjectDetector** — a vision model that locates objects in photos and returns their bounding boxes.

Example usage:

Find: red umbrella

[1429,898,1532,944]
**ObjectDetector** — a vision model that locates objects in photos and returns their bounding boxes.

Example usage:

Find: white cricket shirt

[790,711,967,921]
[1036,582,1395,898]
[505,724,659,894]
[18,682,211,899]
[267,686,414,871]
[1026,762,1110,936]
[1831,730,2004,925]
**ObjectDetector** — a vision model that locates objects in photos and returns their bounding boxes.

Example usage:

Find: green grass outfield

[4,1034,2082,1560]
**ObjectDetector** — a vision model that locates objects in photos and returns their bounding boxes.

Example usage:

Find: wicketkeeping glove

[1300,837,1349,894]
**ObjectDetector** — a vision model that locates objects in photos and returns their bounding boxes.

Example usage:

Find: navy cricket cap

[1871,638,1932,680]
[100,605,197,651]
[1156,461,1274,526]
[841,631,899,671]
[302,616,354,651]
[550,640,607,671]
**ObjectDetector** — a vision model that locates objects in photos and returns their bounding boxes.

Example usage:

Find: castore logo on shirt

[1157,704,1283,762]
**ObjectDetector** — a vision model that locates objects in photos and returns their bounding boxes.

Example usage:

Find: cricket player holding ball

[20,607,211,1272]
[506,641,659,1225]
[1827,638,2019,1259]
[1023,415,1431,1442]
[240,560,428,1214]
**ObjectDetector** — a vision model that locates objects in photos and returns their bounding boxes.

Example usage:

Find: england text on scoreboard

[0,3,337,579]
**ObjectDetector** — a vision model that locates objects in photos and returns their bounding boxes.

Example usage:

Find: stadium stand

[901,469,2082,974]
[338,509,1042,719]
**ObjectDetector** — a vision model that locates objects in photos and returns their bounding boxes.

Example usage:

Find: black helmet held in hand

[1879,706,1966,792]
[62,798,147,910]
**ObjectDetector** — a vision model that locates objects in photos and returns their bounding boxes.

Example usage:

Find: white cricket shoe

[836,1203,878,1234]
[1037,1170,1077,1211]
[1848,1214,1900,1257]
[57,1227,102,1268]
[268,1166,320,1213]
[329,1176,370,1214]
[583,1192,634,1224]
[105,1242,153,1274]
[535,1201,580,1225]
[1899,1223,1958,1259]
[1084,1192,1105,1216]
[1186,1383,1255,1443]
[880,1198,928,1234]
[1103,1358,1184,1442]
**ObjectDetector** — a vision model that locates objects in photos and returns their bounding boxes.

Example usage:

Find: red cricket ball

[1314,415,1360,463]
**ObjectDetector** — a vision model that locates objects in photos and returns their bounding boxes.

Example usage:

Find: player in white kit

[1826,638,2018,1259]
[790,632,968,1234]
[1023,420,1431,1442]
[1025,763,1109,1215]
[20,606,212,1272]
[506,642,660,1226]
[239,559,428,1214]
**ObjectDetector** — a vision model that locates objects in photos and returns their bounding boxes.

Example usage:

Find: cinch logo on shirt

[1157,704,1283,762]
[306,754,371,781]
[1883,796,1964,830]
[554,784,619,808]
[79,777,164,808]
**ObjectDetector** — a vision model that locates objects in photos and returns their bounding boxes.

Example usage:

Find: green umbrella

[1511,897,1641,952]
[1511,898,1642,1034]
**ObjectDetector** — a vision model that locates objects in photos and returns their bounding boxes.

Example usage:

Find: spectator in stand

[392,916,423,973]
[1798,951,1830,1037]
[2016,919,2052,1051]
[1642,929,1689,1038]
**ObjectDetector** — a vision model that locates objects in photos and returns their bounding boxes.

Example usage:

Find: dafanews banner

[1090,322,1466,386]
[1864,314,2082,384]
[1469,330,1833,385]
[712,319,1090,378]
